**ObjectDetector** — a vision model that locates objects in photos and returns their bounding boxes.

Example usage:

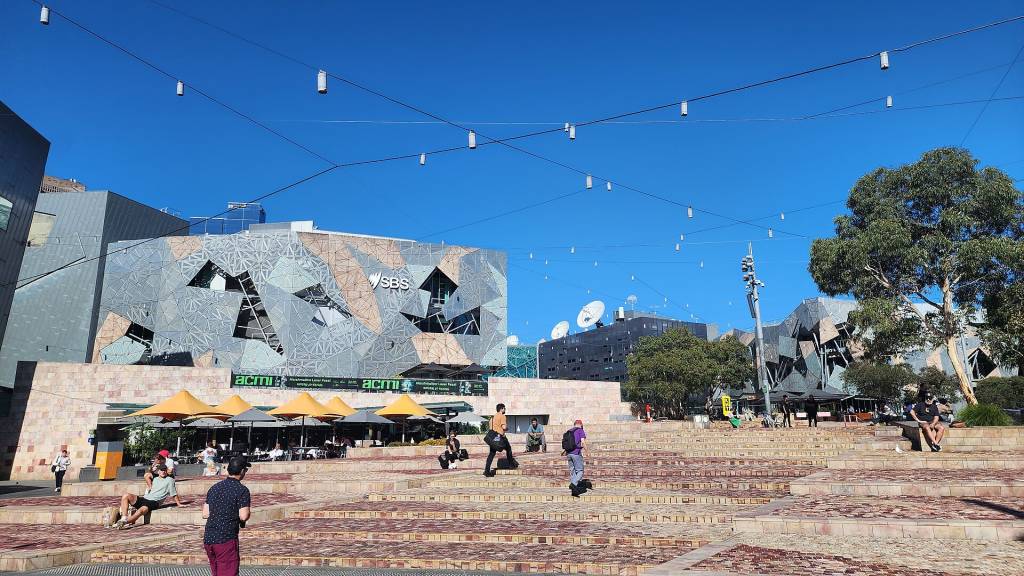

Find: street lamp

[742,243,772,419]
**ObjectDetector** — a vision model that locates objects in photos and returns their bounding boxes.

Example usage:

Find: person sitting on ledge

[911,393,946,452]
[144,450,176,489]
[112,464,185,529]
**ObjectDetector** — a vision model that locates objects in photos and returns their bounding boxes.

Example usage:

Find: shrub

[956,403,1014,427]
[974,377,1024,409]
[385,441,415,447]
[418,438,446,446]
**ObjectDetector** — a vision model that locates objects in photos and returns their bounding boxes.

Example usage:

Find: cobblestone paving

[372,486,781,504]
[0,493,307,508]
[807,469,1024,481]
[690,544,972,576]
[244,517,729,545]
[507,465,821,478]
[0,523,195,552]
[731,533,1024,576]
[767,495,1024,520]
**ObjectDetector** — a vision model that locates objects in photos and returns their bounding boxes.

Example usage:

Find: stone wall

[0,362,630,480]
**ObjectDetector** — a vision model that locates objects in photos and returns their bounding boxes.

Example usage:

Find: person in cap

[144,449,176,489]
[111,464,185,529]
[562,419,590,497]
[911,392,946,451]
[202,456,251,576]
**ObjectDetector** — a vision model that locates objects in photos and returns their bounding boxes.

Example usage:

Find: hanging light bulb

[317,70,328,94]
[593,261,598,267]
[419,153,426,166]
[675,243,680,251]
[680,100,688,117]
[880,51,890,70]
[699,260,704,268]
[544,275,549,281]
[780,212,785,221]
[606,181,612,192]
[886,95,893,108]
[679,234,685,241]
[468,130,477,149]
[630,274,635,281]
[586,174,593,189]
[587,288,591,294]
[564,122,570,133]
[569,124,576,140]
[570,246,575,254]
[176,80,184,97]
[40,5,49,25]
[544,259,549,265]
[528,252,533,259]
[768,228,774,238]
[687,206,693,219]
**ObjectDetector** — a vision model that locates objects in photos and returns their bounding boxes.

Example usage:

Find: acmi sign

[368,271,410,291]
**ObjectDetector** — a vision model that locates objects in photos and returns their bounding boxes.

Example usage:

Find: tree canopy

[809,147,1022,404]
[624,328,754,419]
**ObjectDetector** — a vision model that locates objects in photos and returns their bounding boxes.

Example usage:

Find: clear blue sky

[2,1,1022,344]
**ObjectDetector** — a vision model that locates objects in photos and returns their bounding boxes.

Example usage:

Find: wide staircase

[2,423,1021,575]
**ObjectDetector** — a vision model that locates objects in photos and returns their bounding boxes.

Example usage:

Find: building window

[0,195,12,231]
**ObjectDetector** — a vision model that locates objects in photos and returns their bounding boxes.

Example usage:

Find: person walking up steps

[51,449,70,493]
[202,456,251,576]
[805,395,819,428]
[562,419,590,497]
[483,403,515,477]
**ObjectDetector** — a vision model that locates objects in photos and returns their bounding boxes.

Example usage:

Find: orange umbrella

[269,392,334,447]
[376,394,436,443]
[127,390,226,421]
[323,396,357,418]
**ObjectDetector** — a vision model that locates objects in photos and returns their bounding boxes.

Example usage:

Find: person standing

[202,456,251,576]
[483,403,514,477]
[781,395,793,428]
[562,419,589,497]
[200,442,219,476]
[51,449,71,493]
[805,395,819,428]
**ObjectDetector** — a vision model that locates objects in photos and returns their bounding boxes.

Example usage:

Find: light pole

[742,243,772,418]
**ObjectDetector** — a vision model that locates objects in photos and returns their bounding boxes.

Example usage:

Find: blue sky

[2,1,1022,344]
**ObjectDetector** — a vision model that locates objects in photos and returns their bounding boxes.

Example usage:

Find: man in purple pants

[202,456,251,576]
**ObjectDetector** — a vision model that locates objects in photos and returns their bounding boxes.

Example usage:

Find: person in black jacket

[805,395,819,428]
[781,395,794,428]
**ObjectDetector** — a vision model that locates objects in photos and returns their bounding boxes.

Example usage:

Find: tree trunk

[945,336,977,404]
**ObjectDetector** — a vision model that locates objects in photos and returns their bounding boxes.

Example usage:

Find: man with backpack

[562,419,591,497]
[483,403,515,477]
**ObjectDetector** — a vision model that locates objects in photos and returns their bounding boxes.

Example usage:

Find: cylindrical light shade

[675,243,680,251]
[880,51,889,70]
[593,261,598,267]
[768,228,774,238]
[468,130,477,149]
[680,101,688,117]
[419,153,426,165]
[569,124,576,140]
[687,206,693,218]
[40,5,50,25]
[570,246,575,254]
[586,174,592,189]
[176,80,184,96]
[564,122,570,133]
[699,260,704,268]
[886,95,893,108]
[679,234,685,241]
[317,70,328,94]
[606,181,612,192]
[528,252,533,259]
[780,212,785,220]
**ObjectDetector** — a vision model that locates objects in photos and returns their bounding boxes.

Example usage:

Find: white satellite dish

[506,335,520,346]
[550,320,570,340]
[626,294,638,310]
[577,300,606,329]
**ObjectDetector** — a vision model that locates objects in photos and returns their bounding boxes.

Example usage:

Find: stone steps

[366,490,774,506]
[425,477,792,492]
[827,452,1024,470]
[790,470,1024,497]
[60,474,418,497]
[733,494,1024,541]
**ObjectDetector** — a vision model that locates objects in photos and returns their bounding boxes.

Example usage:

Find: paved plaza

[2,422,1022,575]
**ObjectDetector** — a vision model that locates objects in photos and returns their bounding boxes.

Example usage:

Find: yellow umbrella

[268,392,333,448]
[376,394,436,417]
[197,395,253,450]
[376,394,436,443]
[126,390,227,456]
[127,390,225,420]
[324,396,357,418]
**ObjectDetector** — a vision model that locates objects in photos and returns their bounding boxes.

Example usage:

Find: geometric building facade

[96,227,508,377]
[0,102,49,365]
[0,190,187,389]
[722,297,1010,398]
[493,344,538,379]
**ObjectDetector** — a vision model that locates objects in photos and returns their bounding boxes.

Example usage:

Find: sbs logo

[368,271,410,290]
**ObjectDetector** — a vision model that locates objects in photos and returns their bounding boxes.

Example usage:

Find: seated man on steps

[112,464,185,529]
[911,393,945,452]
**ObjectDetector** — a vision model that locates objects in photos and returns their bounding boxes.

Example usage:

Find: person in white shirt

[52,449,71,493]
[199,442,219,476]
[268,442,285,461]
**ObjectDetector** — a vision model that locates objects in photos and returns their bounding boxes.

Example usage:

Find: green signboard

[231,374,487,397]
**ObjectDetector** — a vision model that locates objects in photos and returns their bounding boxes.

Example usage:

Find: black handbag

[458,448,469,460]
[484,429,501,449]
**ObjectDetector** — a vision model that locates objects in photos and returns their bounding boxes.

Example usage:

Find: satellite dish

[506,335,520,346]
[626,294,638,310]
[577,300,606,329]
[550,321,570,340]
[538,338,546,344]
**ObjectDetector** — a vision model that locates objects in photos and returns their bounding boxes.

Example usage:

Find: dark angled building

[539,310,718,383]
[189,202,266,235]
[0,102,49,359]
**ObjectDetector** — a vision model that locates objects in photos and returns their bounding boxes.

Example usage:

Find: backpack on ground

[561,428,578,453]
